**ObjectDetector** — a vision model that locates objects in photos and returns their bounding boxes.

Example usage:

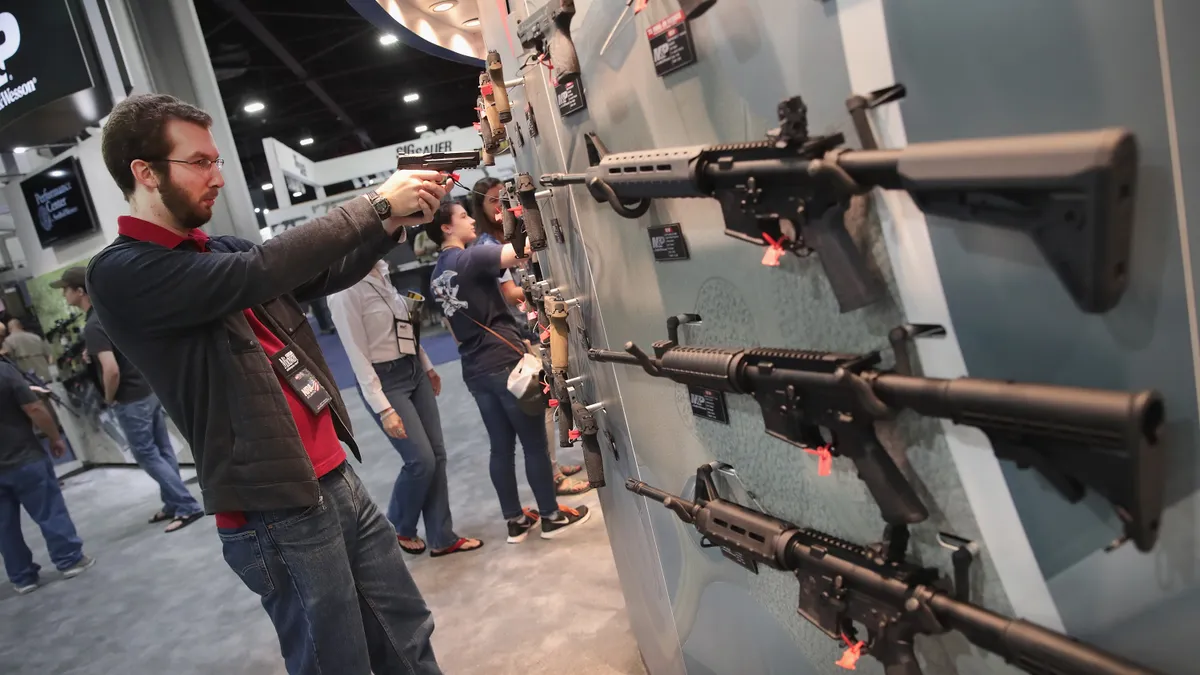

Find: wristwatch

[366,190,391,221]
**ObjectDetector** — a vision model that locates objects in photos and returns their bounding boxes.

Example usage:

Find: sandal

[430,538,484,558]
[165,512,203,533]
[397,536,427,555]
[148,511,173,524]
[559,464,583,477]
[555,474,593,496]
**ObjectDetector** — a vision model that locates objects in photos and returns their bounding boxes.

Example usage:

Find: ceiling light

[263,209,270,214]
[254,207,261,213]
[430,1,457,12]
[299,137,313,146]
[379,34,399,46]
[48,170,66,178]
[292,190,303,197]
[403,93,420,103]
[414,125,428,134]
[12,147,26,154]
[243,101,265,113]
[462,18,480,27]
[261,183,273,191]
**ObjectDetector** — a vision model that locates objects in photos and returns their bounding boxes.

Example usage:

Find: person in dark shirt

[0,361,93,593]
[426,200,592,544]
[54,267,204,533]
[86,93,446,674]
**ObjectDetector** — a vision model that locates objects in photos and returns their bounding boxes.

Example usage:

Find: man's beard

[160,176,214,230]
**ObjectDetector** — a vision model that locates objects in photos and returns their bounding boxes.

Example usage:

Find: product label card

[647,10,698,77]
[271,348,332,415]
[555,79,587,117]
[648,224,690,261]
[688,385,729,424]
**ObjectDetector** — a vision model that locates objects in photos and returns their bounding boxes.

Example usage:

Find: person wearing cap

[83,93,447,673]
[54,267,204,533]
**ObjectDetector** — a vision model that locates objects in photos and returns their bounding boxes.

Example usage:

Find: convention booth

[345,1,1200,674]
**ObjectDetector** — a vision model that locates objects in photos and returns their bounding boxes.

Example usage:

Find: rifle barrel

[927,594,1162,675]
[626,478,679,505]
[540,172,587,185]
[588,348,642,366]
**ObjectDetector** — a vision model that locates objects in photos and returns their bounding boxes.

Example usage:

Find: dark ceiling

[194,0,481,208]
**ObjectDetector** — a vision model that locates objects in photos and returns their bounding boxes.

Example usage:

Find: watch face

[373,195,391,218]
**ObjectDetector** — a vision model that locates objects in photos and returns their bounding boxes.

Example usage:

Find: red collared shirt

[117,217,346,528]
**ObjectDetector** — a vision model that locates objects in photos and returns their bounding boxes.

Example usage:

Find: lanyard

[366,278,419,356]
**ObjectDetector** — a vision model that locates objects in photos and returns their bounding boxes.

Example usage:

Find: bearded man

[85,93,448,674]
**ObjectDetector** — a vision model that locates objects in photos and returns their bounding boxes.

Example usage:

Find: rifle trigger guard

[809,149,869,196]
[587,177,652,218]
[834,367,894,419]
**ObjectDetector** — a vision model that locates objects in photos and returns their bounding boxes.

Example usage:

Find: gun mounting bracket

[845,83,907,150]
[937,531,981,603]
[887,324,947,376]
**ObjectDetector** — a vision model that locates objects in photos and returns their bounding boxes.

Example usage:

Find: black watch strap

[367,191,391,221]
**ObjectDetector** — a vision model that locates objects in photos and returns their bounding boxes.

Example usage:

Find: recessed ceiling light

[299,137,314,146]
[414,125,428,134]
[49,170,66,178]
[243,102,265,113]
[263,208,270,214]
[462,18,480,27]
[403,93,420,103]
[430,1,457,12]
[254,207,261,213]
[13,147,26,153]
[292,190,303,197]
[261,183,273,191]
[379,34,399,46]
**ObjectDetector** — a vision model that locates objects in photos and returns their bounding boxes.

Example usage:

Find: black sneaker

[506,508,541,544]
[540,504,591,539]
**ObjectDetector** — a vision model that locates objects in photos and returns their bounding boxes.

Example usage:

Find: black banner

[0,2,95,132]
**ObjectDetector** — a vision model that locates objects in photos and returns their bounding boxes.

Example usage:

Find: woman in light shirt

[329,260,482,557]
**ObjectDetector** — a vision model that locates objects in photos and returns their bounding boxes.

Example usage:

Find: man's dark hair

[423,197,468,247]
[101,94,213,199]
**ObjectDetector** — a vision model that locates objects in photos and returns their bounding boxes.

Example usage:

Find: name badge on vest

[271,347,332,415]
[395,319,417,356]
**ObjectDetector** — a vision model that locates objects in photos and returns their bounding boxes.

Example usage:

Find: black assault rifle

[542,95,1138,314]
[629,466,1161,675]
[590,316,1165,551]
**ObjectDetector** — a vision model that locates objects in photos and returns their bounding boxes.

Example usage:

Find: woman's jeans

[463,367,558,519]
[361,357,457,549]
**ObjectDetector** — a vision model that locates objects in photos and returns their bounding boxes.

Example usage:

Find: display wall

[472,0,1196,673]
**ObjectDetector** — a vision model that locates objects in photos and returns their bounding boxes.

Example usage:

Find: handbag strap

[460,310,526,356]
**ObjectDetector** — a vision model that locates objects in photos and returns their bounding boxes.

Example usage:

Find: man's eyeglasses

[151,158,225,172]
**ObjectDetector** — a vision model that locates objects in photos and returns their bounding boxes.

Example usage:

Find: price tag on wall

[688,385,729,424]
[555,79,587,117]
[647,10,698,77]
[647,224,690,261]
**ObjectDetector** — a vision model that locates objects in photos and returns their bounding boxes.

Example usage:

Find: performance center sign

[0,2,95,131]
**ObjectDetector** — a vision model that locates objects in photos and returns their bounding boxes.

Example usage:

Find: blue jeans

[112,394,203,518]
[464,368,558,519]
[361,358,457,549]
[219,462,440,675]
[0,458,85,585]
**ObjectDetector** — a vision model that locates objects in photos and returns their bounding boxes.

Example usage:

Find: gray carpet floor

[0,360,643,675]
